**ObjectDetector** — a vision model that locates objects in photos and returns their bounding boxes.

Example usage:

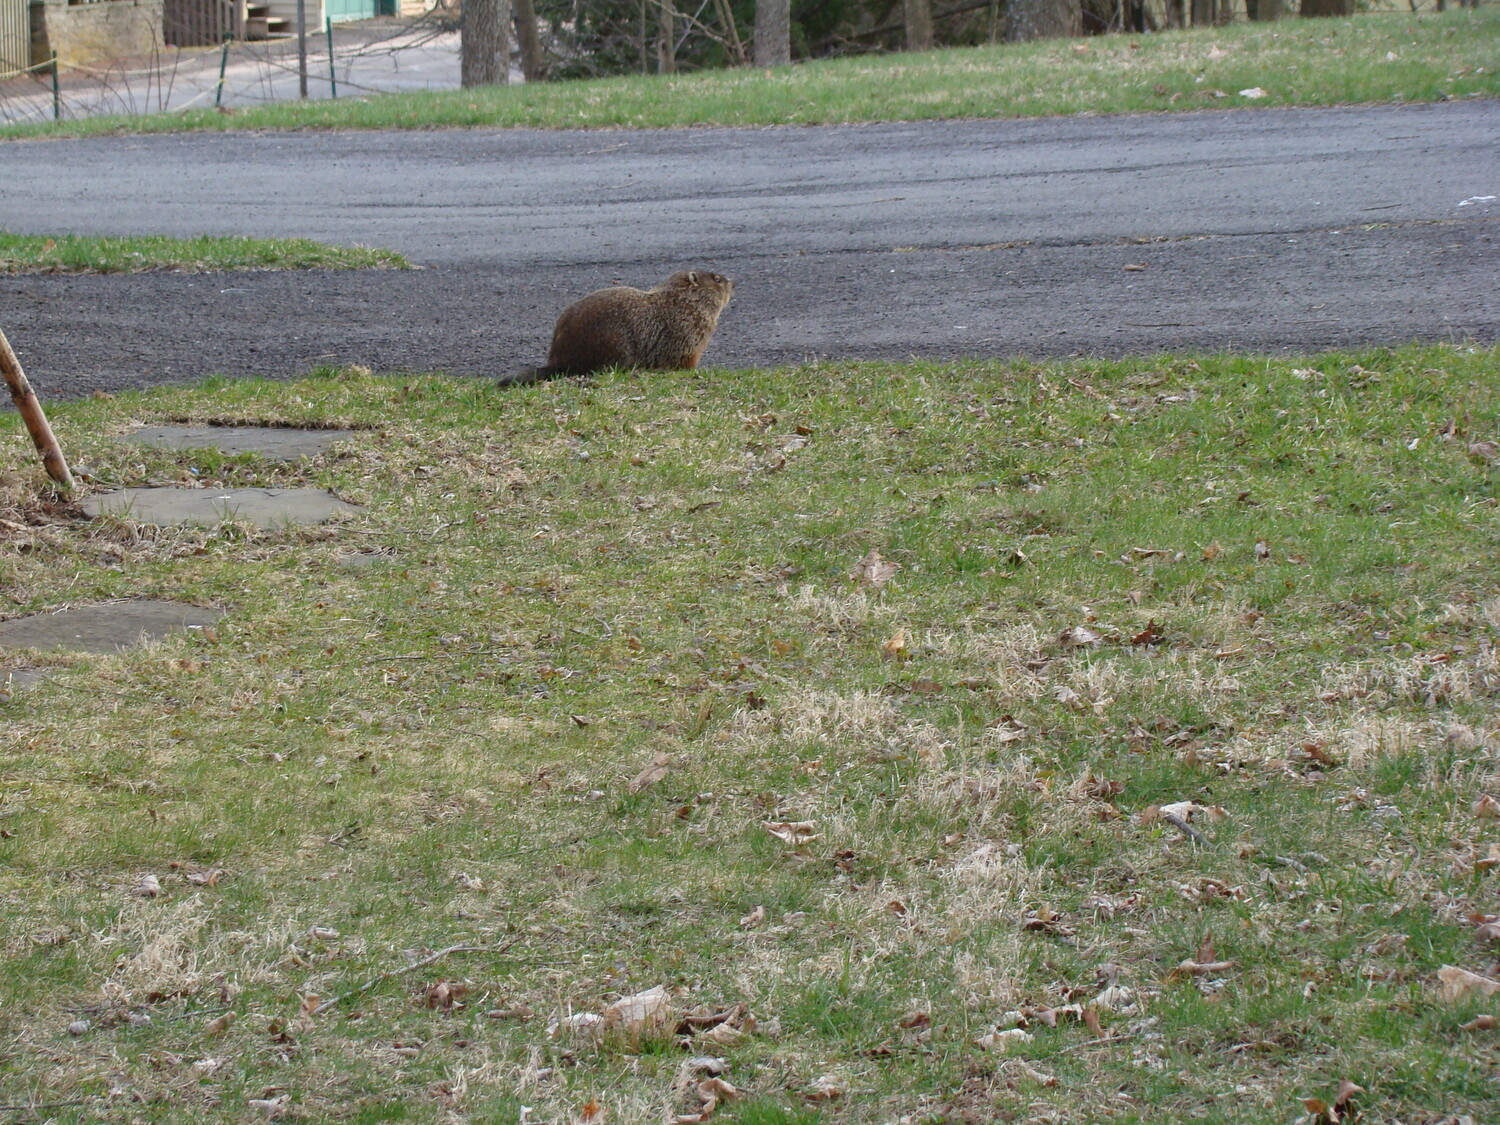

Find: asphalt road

[2,101,1497,397]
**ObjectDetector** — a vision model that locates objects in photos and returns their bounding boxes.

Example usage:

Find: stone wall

[30,0,164,68]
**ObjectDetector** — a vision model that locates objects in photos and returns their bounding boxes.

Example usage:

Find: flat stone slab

[81,487,360,528]
[122,425,357,461]
[0,600,225,655]
[0,667,48,692]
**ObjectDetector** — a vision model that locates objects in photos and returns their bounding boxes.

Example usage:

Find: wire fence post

[296,0,308,98]
[326,14,336,98]
[49,51,60,120]
[215,33,230,107]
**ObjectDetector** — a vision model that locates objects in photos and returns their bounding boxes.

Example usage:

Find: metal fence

[0,0,28,78]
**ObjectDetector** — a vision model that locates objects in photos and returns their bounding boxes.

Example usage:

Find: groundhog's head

[665,270,734,309]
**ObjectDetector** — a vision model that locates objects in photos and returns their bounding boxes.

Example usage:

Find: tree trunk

[657,0,676,72]
[1299,0,1351,14]
[1005,0,1081,40]
[1189,0,1213,25]
[754,0,790,66]
[904,0,933,50]
[512,0,545,81]
[461,0,511,86]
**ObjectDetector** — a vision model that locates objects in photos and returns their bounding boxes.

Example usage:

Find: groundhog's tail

[496,365,569,388]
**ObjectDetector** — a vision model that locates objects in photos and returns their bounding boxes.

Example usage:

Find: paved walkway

[0,16,479,125]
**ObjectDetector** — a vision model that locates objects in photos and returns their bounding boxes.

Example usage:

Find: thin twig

[1162,811,1211,847]
[313,939,518,1015]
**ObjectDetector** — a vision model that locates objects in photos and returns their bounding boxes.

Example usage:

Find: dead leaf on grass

[975,1027,1031,1051]
[130,873,163,898]
[880,629,911,662]
[1461,1014,1498,1031]
[424,980,469,1011]
[1472,794,1500,819]
[1058,624,1103,648]
[601,984,674,1037]
[675,1076,741,1123]
[629,751,673,793]
[739,905,766,929]
[805,1076,844,1102]
[1130,620,1166,646]
[850,549,898,587]
[1302,1080,1363,1125]
[764,820,819,845]
[1437,965,1500,1003]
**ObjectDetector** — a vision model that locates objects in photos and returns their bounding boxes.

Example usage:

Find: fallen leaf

[186,868,224,887]
[1437,965,1500,1003]
[1016,1062,1057,1086]
[1473,794,1500,819]
[424,980,469,1011]
[763,820,819,845]
[204,1011,236,1036]
[739,905,766,929]
[1468,440,1498,461]
[1059,625,1103,648]
[805,1076,844,1101]
[1239,86,1268,98]
[1461,1014,1498,1031]
[880,629,910,662]
[1202,541,1221,560]
[130,873,162,898]
[975,1027,1031,1051]
[1131,620,1165,646]
[698,1022,746,1046]
[850,549,899,587]
[577,1097,606,1124]
[601,984,674,1037]
[1123,262,1149,271]
[629,751,673,794]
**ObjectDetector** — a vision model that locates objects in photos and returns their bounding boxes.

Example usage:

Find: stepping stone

[0,666,48,694]
[0,600,225,656]
[80,487,360,528]
[121,425,357,461]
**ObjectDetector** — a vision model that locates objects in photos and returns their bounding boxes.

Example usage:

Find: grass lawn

[1,344,1497,1122]
[0,232,410,275]
[1,10,1496,139]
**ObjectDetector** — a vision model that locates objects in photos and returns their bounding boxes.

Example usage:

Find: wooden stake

[0,327,74,491]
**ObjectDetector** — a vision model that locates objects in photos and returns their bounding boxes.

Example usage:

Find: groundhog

[498,270,734,388]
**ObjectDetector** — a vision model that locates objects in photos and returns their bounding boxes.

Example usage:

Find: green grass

[1,344,1498,1122]
[2,10,1495,139]
[0,232,410,274]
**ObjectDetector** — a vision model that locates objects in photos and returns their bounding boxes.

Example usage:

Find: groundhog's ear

[686,271,698,284]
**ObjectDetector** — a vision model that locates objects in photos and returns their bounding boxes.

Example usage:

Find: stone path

[81,485,360,527]
[1,425,361,690]
[122,424,356,460]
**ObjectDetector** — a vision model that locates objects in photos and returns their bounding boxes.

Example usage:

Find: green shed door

[325,0,379,22]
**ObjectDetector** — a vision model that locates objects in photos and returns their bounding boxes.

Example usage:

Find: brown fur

[498,270,734,388]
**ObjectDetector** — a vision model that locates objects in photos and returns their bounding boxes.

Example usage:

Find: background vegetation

[2,9,1493,138]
